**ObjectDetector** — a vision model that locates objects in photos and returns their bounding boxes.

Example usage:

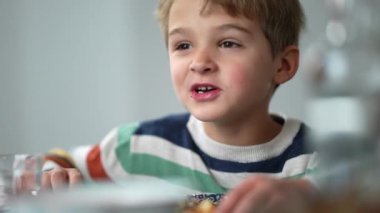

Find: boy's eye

[220,41,241,48]
[175,42,191,50]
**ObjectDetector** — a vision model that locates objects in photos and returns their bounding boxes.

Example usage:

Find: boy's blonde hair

[156,0,305,56]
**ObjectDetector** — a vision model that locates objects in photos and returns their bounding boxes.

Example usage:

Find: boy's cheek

[170,70,188,100]
[170,61,191,84]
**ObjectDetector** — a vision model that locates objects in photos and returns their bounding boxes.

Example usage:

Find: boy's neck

[202,114,283,146]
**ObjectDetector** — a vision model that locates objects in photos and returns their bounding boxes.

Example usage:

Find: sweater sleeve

[43,127,121,182]
[302,152,320,191]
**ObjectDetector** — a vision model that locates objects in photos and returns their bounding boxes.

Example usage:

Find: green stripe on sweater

[115,123,226,193]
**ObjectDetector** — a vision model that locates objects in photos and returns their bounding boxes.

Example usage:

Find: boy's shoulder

[138,113,191,130]
[119,113,191,137]
[116,113,193,148]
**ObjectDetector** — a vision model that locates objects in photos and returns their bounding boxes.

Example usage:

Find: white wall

[0,1,327,153]
[271,0,327,118]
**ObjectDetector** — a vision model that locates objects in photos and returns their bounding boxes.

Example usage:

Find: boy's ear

[273,45,300,85]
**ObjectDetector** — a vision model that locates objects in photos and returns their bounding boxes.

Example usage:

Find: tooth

[207,86,213,90]
[198,86,206,91]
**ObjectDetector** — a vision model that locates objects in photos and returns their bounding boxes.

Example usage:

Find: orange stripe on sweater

[86,145,110,181]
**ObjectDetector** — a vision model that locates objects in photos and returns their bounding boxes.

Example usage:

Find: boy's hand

[216,176,316,213]
[41,168,83,191]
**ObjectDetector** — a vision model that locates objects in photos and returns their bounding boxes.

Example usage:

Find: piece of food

[183,199,217,213]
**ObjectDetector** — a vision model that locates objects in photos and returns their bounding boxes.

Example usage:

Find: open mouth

[194,86,217,94]
[190,84,221,101]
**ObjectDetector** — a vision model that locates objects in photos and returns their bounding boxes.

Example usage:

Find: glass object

[0,154,43,211]
[305,0,380,211]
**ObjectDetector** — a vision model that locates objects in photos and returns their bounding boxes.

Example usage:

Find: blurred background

[0,0,327,153]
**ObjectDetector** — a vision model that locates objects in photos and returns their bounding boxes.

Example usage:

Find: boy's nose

[189,50,217,74]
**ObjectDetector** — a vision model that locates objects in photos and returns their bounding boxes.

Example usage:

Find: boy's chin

[190,110,222,123]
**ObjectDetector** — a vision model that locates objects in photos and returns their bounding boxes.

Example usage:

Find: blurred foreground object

[305,0,380,211]
[9,183,223,213]
[0,154,43,212]
[10,180,187,213]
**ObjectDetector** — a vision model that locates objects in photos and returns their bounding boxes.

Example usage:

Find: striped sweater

[45,113,318,193]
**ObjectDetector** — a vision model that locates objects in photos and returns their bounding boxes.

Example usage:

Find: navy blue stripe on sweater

[134,113,312,173]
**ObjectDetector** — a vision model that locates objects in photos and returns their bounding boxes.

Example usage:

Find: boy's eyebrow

[168,23,253,38]
[168,27,188,37]
[217,23,253,35]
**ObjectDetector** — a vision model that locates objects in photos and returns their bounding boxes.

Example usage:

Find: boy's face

[167,0,283,123]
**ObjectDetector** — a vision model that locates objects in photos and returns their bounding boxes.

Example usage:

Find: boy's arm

[217,152,320,213]
[43,144,111,182]
[41,143,114,191]
[41,143,111,191]
[216,175,318,213]
[44,148,78,170]
[39,147,88,191]
[40,126,122,191]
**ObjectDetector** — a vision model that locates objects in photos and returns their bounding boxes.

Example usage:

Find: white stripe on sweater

[90,128,201,193]
[210,153,316,189]
[130,135,210,174]
[99,127,133,181]
[96,127,202,184]
[187,115,302,162]
[70,145,92,181]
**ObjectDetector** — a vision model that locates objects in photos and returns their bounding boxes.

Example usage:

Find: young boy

[42,0,318,212]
